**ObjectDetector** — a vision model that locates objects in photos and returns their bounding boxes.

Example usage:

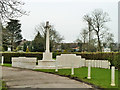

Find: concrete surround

[11,55,111,69]
[11,56,111,69]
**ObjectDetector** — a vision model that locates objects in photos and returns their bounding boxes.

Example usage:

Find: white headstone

[111,66,115,86]
[87,63,91,79]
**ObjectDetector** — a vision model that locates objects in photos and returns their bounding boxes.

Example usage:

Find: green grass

[2,64,119,89]
[2,81,7,90]
[2,63,12,67]
[0,81,7,90]
[34,67,119,89]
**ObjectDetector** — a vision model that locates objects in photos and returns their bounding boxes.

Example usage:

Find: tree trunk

[88,25,91,52]
[97,32,102,52]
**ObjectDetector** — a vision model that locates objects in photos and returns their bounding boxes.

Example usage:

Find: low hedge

[1,52,120,69]
[2,52,43,63]
[53,52,119,60]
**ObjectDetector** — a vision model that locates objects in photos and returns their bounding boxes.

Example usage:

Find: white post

[108,62,111,69]
[55,61,58,72]
[111,66,115,86]
[1,56,4,65]
[87,62,91,79]
[71,64,74,75]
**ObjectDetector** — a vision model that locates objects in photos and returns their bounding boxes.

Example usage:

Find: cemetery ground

[2,66,92,89]
[2,64,119,89]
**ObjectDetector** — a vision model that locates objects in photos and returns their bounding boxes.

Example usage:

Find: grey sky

[19,0,118,43]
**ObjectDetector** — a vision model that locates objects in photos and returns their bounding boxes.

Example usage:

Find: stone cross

[45,21,51,53]
[87,63,91,79]
[111,66,115,86]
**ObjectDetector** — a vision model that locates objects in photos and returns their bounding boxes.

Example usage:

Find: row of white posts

[55,62,116,86]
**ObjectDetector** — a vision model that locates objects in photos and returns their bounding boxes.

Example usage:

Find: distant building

[19,39,27,45]
[58,43,79,52]
[102,47,111,52]
[110,43,118,52]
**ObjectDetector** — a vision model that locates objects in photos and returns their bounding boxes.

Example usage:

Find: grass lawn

[2,63,119,89]
[34,67,119,89]
[2,63,12,67]
[0,81,7,90]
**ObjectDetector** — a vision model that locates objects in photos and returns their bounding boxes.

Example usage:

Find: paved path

[2,67,92,89]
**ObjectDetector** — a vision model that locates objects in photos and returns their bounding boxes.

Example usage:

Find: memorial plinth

[34,21,56,69]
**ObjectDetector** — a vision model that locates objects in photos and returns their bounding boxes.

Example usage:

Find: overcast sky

[19,0,118,43]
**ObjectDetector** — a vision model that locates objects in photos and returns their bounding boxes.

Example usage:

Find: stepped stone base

[34,60,56,69]
[43,52,52,60]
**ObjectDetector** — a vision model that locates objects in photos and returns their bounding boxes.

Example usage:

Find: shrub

[26,47,29,52]
[108,54,120,69]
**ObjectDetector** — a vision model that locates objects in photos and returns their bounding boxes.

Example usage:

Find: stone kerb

[12,57,37,69]
[56,54,84,68]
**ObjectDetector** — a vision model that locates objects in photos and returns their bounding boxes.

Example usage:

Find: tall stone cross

[45,21,51,53]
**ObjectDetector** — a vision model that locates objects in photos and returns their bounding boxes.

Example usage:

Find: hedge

[1,52,43,63]
[1,52,120,69]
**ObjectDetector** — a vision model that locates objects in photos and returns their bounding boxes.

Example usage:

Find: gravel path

[2,67,92,89]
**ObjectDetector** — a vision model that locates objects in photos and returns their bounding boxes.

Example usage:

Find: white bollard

[55,61,58,72]
[111,66,115,86]
[71,64,74,75]
[1,56,4,65]
[87,63,91,79]
[71,67,74,75]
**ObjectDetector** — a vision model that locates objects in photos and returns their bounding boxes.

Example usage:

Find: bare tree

[83,15,93,44]
[102,32,114,47]
[83,15,93,51]
[78,29,88,52]
[35,22,64,51]
[80,29,88,44]
[83,9,110,52]
[0,0,27,23]
[35,22,64,43]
